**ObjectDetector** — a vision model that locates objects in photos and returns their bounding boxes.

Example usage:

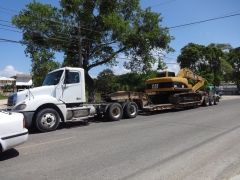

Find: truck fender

[97,103,110,114]
[34,103,66,123]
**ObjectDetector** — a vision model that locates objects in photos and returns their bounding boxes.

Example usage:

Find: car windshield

[42,70,64,86]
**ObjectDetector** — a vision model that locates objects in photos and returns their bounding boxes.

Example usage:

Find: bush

[3,84,14,92]
[0,92,7,100]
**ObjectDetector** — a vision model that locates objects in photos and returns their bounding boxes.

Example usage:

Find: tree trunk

[85,70,95,103]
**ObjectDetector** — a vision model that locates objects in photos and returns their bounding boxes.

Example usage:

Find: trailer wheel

[35,108,60,132]
[214,96,219,105]
[209,96,214,106]
[106,103,123,121]
[202,97,209,106]
[123,102,138,118]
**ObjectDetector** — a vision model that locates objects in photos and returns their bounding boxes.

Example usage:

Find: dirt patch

[0,99,7,110]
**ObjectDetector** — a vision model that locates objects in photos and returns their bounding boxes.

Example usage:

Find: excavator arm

[176,68,205,91]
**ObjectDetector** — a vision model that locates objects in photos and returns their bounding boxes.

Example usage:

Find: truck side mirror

[64,69,70,84]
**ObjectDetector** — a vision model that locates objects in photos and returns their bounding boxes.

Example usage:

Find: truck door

[62,70,83,104]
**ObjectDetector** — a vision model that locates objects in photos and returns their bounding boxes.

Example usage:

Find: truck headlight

[15,104,27,110]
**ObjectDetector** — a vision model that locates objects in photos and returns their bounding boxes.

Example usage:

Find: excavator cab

[157,71,175,77]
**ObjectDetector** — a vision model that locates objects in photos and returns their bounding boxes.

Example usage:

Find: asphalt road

[1,98,240,180]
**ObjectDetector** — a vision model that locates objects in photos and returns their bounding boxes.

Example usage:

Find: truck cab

[7,67,92,132]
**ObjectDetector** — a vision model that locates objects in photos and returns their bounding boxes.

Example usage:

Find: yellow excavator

[145,68,204,104]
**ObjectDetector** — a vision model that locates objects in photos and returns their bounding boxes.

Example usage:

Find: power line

[0,27,22,33]
[0,37,79,53]
[169,13,240,29]
[1,5,240,59]
[0,6,18,13]
[150,0,175,8]
[1,4,240,39]
[0,25,102,44]
[169,9,240,31]
[0,23,18,29]
[0,10,14,16]
[0,37,19,43]
[0,19,13,24]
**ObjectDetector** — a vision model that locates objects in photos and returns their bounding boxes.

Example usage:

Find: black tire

[106,103,123,121]
[202,97,209,106]
[209,96,214,106]
[214,96,219,105]
[35,108,60,132]
[123,102,138,119]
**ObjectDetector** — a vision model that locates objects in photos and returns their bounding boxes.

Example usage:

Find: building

[0,77,15,91]
[217,81,238,95]
[16,74,33,91]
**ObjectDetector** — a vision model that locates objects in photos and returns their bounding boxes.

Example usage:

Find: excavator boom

[176,68,205,91]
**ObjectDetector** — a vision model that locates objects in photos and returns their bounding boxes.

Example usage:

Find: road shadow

[0,149,19,161]
[138,106,200,116]
[27,106,201,133]
[57,121,89,130]
[27,126,41,134]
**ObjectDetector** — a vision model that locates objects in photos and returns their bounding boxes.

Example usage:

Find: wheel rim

[129,105,137,116]
[112,106,121,118]
[40,113,57,128]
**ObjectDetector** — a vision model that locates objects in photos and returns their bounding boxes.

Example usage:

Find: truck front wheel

[106,103,123,121]
[35,108,60,132]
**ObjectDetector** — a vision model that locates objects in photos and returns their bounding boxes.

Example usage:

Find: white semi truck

[7,67,213,133]
[7,67,139,132]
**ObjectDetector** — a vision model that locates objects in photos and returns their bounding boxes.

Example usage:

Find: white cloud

[0,65,23,78]
[111,65,130,75]
[167,60,180,74]
[152,58,180,74]
[168,64,180,74]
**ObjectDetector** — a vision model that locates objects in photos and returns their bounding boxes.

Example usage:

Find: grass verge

[0,92,7,100]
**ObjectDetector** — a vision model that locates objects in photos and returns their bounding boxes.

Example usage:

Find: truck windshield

[42,70,64,86]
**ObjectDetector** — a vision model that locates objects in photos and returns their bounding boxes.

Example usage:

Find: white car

[0,110,28,153]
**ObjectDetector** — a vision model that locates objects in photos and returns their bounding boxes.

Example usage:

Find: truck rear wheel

[106,103,123,121]
[214,96,219,105]
[202,97,209,106]
[123,102,138,118]
[209,96,214,106]
[35,108,60,132]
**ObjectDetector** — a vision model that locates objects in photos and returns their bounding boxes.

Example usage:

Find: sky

[0,0,240,78]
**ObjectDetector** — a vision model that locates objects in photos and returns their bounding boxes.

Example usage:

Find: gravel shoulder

[0,99,7,110]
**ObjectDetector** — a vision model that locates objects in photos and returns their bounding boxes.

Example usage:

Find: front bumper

[0,128,28,152]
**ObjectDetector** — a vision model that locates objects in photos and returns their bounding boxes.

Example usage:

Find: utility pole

[78,21,83,68]
[214,61,216,90]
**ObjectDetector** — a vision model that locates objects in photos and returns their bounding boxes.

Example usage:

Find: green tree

[3,84,14,92]
[157,57,168,71]
[30,50,61,86]
[205,45,223,87]
[208,43,233,85]
[116,70,157,92]
[177,43,211,86]
[12,0,174,102]
[177,43,205,72]
[177,43,228,87]
[95,69,119,93]
[228,47,240,89]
